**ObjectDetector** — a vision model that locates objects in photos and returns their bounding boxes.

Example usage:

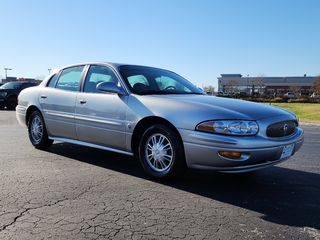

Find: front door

[75,65,129,150]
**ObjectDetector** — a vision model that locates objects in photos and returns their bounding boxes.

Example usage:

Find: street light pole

[48,69,51,75]
[4,68,12,79]
[247,74,249,93]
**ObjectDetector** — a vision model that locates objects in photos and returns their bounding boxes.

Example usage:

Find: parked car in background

[298,92,310,97]
[283,92,296,99]
[0,82,38,110]
[16,62,304,180]
[216,91,226,96]
[311,93,319,98]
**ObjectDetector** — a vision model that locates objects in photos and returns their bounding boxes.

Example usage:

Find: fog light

[219,151,241,159]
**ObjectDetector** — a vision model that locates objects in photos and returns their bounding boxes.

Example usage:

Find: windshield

[0,82,23,89]
[119,65,205,95]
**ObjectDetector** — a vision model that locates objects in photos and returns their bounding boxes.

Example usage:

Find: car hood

[133,94,295,122]
[0,88,18,91]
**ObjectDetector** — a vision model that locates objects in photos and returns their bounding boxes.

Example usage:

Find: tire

[139,124,187,180]
[28,111,53,149]
[6,97,17,110]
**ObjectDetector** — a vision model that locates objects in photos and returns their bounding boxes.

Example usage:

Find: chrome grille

[267,121,297,137]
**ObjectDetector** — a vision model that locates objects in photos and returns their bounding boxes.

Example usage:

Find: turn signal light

[219,151,241,159]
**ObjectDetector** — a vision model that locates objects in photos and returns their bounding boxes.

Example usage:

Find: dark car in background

[0,82,38,110]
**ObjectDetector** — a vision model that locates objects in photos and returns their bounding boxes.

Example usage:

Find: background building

[1,76,41,84]
[217,74,316,95]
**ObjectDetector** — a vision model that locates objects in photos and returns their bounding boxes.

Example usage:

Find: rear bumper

[15,105,28,128]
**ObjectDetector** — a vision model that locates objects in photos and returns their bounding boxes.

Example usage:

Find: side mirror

[96,82,126,95]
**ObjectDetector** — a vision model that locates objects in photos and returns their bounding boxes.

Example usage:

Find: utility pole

[4,68,12,79]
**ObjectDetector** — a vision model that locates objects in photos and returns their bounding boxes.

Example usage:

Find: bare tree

[226,80,238,94]
[311,76,320,94]
[255,75,265,93]
[203,85,215,94]
[35,75,46,81]
[289,83,301,95]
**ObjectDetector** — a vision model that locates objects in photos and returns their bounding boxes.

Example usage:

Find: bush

[217,94,320,104]
[273,97,286,103]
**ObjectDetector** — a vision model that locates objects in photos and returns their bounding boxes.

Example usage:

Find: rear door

[39,65,85,139]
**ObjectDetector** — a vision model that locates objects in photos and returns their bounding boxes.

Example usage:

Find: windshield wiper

[139,90,182,95]
[137,90,205,95]
[184,92,205,95]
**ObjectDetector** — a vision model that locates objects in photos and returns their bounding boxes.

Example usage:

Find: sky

[1,0,319,90]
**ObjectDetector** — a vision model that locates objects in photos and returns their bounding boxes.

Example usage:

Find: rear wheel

[28,111,53,149]
[139,124,187,180]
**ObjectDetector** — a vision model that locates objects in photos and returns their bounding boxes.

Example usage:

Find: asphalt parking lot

[0,110,319,239]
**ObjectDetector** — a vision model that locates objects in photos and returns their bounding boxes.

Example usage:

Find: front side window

[83,65,118,93]
[55,65,85,92]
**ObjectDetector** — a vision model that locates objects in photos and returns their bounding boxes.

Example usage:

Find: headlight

[0,92,7,98]
[196,120,259,135]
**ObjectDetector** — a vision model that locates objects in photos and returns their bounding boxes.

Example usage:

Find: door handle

[78,99,87,104]
[40,94,47,99]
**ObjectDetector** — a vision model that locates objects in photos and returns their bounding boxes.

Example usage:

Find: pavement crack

[1,208,30,231]
[0,185,95,232]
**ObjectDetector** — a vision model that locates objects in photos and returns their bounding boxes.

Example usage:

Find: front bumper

[180,127,304,173]
[0,98,6,107]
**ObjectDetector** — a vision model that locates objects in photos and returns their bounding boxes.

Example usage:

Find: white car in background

[283,92,296,99]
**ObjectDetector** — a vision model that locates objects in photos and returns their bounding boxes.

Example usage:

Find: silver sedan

[16,62,304,180]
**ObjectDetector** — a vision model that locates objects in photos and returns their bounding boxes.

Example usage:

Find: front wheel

[6,97,17,110]
[139,124,187,180]
[28,111,53,149]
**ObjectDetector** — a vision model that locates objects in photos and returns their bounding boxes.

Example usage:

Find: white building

[217,74,316,94]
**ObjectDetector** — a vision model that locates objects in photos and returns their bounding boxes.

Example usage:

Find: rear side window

[55,66,85,92]
[48,74,59,88]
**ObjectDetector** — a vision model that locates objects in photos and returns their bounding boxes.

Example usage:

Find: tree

[35,75,46,81]
[202,85,215,94]
[226,80,238,94]
[289,83,301,95]
[255,75,265,93]
[311,76,320,94]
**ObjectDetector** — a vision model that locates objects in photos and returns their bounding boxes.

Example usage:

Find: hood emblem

[283,124,288,134]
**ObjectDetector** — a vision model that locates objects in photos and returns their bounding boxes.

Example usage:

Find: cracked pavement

[0,111,319,239]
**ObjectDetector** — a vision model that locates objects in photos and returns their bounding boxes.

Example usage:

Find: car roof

[57,62,166,72]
